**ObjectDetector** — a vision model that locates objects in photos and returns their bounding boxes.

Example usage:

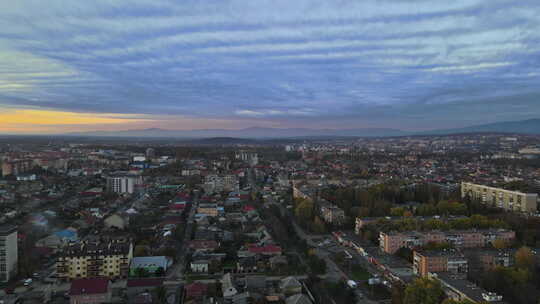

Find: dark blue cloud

[0,0,539,130]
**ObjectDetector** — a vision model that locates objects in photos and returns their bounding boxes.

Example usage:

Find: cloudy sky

[1,0,539,133]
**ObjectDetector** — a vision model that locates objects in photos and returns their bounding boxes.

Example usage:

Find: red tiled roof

[248,245,282,254]
[70,278,109,295]
[185,282,208,298]
[242,205,255,212]
[127,278,164,288]
[169,204,186,210]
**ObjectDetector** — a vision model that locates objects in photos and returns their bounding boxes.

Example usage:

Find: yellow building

[461,182,537,213]
[57,236,133,281]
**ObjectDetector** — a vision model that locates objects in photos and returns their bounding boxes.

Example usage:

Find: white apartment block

[461,182,537,213]
[107,174,142,194]
[0,225,18,282]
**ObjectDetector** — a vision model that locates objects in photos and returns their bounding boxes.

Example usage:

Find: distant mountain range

[63,118,540,138]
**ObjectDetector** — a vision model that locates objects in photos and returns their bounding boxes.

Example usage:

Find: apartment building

[197,203,220,217]
[0,225,18,282]
[430,272,505,304]
[204,174,238,193]
[379,229,515,254]
[57,236,133,281]
[413,250,468,277]
[236,151,259,166]
[461,182,537,213]
[106,173,143,194]
[463,248,516,272]
[320,203,345,224]
[1,160,33,177]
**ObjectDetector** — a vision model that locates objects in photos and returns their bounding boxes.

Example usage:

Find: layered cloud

[0,0,539,131]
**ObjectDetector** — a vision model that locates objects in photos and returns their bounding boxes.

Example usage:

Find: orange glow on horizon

[0,109,151,133]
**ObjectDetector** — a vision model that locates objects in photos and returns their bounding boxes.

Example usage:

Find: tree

[295,199,314,222]
[312,216,327,233]
[492,239,509,249]
[134,267,150,278]
[155,267,165,277]
[403,278,445,304]
[154,285,167,304]
[134,245,149,257]
[515,246,536,270]
[391,282,405,304]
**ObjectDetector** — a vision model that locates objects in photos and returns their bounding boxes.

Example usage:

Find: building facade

[321,204,345,224]
[106,174,142,194]
[0,225,18,282]
[461,182,537,213]
[379,229,515,254]
[57,236,133,281]
[413,250,468,277]
[204,174,238,193]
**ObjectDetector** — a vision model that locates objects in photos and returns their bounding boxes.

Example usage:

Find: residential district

[1,134,540,304]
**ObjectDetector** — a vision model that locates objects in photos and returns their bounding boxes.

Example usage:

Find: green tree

[295,199,314,221]
[134,245,149,257]
[154,285,167,303]
[135,267,150,278]
[404,278,445,304]
[391,282,405,304]
[155,266,165,277]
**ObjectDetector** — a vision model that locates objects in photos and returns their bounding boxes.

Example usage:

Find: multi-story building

[379,229,515,254]
[430,272,505,304]
[204,174,238,193]
[0,225,18,282]
[197,203,219,217]
[57,236,133,281]
[145,147,155,158]
[1,160,33,177]
[413,250,468,277]
[463,248,516,272]
[106,173,143,194]
[320,202,345,224]
[236,151,259,166]
[461,182,537,213]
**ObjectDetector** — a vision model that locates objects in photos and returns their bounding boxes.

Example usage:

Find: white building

[107,174,142,194]
[0,225,18,282]
[204,174,238,193]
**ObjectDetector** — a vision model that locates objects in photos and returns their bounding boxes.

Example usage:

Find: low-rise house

[280,276,302,296]
[222,273,238,300]
[126,278,164,301]
[247,245,282,256]
[191,260,210,273]
[189,240,219,252]
[104,214,129,230]
[130,256,172,277]
[184,282,208,300]
[269,255,288,270]
[236,256,258,273]
[286,294,313,304]
[69,278,111,304]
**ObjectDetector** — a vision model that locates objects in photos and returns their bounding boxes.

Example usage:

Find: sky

[1,0,540,133]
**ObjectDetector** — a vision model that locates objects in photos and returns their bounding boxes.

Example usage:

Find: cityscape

[2,1,540,304]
